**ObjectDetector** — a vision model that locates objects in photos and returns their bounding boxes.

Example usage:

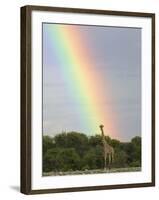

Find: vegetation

[43,132,141,174]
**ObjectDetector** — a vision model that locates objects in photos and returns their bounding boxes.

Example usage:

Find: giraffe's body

[99,125,114,169]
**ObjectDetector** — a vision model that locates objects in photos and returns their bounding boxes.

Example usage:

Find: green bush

[43,133,141,172]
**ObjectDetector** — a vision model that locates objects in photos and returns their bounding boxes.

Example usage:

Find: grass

[43,167,141,176]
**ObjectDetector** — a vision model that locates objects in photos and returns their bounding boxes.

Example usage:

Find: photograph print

[42,23,142,176]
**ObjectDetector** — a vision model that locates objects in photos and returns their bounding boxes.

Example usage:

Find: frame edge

[151,13,155,187]
[20,6,32,195]
[23,5,155,17]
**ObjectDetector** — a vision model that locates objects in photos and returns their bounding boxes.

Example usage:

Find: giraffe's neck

[101,129,109,146]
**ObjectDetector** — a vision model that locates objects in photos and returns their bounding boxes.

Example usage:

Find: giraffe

[99,125,114,170]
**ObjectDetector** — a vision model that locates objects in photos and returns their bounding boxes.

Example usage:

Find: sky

[42,23,141,142]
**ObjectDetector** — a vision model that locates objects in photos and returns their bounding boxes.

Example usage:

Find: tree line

[43,132,141,173]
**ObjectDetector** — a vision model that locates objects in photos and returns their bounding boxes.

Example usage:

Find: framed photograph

[21,5,155,194]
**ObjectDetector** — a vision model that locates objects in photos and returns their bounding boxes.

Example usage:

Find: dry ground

[43,167,141,176]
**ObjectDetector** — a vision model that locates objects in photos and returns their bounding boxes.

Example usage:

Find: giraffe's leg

[104,154,107,170]
[111,153,114,163]
[108,154,111,169]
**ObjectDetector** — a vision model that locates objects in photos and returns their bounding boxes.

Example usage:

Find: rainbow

[43,23,119,138]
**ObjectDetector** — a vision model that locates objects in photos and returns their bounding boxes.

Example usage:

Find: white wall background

[0,0,158,199]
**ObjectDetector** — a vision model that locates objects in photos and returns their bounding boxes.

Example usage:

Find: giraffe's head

[99,124,104,131]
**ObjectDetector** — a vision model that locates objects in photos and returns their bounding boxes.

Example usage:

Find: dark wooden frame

[21,5,155,195]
